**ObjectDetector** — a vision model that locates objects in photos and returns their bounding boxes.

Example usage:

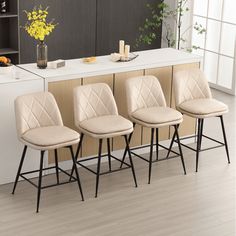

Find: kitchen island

[0,48,201,184]
[19,48,202,164]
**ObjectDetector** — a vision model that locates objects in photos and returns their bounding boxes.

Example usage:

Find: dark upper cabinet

[19,0,96,63]
[96,0,162,55]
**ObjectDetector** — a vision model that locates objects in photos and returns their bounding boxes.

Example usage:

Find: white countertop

[18,48,202,82]
[0,66,43,84]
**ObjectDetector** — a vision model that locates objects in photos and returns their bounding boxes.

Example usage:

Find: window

[192,0,236,94]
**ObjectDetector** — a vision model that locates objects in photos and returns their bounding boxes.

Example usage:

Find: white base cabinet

[0,79,44,185]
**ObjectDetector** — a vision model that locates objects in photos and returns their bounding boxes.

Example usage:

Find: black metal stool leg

[148,128,155,184]
[196,118,203,172]
[69,134,84,181]
[12,145,27,194]
[166,128,177,159]
[107,138,112,172]
[124,135,138,187]
[199,119,204,151]
[69,146,84,201]
[156,128,159,161]
[36,150,45,213]
[174,125,186,175]
[54,149,60,184]
[120,123,136,169]
[95,139,103,198]
[220,116,230,164]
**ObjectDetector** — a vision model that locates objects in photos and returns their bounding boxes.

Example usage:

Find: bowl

[0,65,13,74]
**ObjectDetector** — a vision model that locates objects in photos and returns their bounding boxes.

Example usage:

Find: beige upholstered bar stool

[172,68,230,172]
[12,92,84,212]
[122,75,186,184]
[72,83,137,197]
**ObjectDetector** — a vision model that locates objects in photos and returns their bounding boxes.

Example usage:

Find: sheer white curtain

[191,0,236,95]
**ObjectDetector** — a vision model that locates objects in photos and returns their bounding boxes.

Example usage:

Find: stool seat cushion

[130,106,183,128]
[178,98,228,118]
[21,126,80,150]
[78,115,133,138]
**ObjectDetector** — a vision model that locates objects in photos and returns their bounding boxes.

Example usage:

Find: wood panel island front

[19,48,202,164]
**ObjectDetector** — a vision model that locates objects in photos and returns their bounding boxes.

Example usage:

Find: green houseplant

[136,0,205,51]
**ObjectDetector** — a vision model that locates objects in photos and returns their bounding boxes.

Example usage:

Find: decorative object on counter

[82,57,97,64]
[0,0,7,14]
[0,56,13,74]
[36,41,48,69]
[124,45,130,58]
[110,52,138,62]
[110,53,122,62]
[111,41,138,62]
[119,40,125,55]
[120,53,138,62]
[48,59,65,69]
[23,6,57,69]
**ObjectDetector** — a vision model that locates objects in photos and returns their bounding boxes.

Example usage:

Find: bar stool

[121,75,186,184]
[172,68,230,172]
[72,83,137,197]
[12,92,84,212]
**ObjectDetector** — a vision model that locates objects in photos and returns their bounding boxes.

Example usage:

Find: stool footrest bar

[77,153,131,176]
[174,134,226,153]
[19,166,77,189]
[131,151,179,163]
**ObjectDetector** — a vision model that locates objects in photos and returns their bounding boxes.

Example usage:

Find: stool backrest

[174,68,212,107]
[73,83,118,126]
[126,75,166,115]
[15,92,63,137]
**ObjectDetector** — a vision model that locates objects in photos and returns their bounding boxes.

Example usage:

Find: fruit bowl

[0,56,13,74]
[0,65,13,74]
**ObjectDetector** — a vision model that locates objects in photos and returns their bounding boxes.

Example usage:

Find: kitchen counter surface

[18,48,202,82]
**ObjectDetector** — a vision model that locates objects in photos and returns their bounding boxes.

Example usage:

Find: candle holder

[119,53,139,62]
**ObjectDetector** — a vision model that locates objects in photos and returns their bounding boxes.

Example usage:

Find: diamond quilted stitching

[76,84,117,122]
[16,92,63,135]
[175,69,212,106]
[132,76,166,112]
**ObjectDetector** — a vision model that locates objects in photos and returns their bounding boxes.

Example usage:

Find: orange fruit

[0,56,8,64]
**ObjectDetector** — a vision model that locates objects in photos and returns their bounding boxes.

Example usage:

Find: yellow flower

[23,6,57,41]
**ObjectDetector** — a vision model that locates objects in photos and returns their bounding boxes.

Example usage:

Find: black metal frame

[70,133,138,197]
[120,123,187,184]
[12,145,84,213]
[167,115,230,172]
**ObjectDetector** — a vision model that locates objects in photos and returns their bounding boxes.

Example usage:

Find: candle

[125,45,130,58]
[119,40,125,55]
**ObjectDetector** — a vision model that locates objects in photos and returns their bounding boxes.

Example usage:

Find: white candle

[119,40,125,55]
[125,45,130,58]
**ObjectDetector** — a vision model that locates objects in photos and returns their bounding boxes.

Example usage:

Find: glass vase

[37,41,48,69]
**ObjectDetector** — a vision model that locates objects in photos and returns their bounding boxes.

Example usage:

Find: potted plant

[136,0,205,51]
[23,6,57,69]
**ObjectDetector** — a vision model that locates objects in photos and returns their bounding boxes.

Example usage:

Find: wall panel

[96,0,162,55]
[19,0,96,63]
[19,0,162,63]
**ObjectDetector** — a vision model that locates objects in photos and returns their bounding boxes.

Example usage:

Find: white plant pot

[0,65,13,74]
